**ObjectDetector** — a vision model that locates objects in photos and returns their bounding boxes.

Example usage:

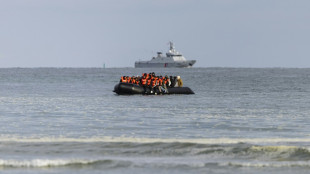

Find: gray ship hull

[135,60,196,68]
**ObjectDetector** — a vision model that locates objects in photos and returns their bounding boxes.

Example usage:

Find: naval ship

[135,42,196,68]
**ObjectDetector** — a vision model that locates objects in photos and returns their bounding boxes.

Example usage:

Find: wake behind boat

[113,72,194,95]
[135,42,196,68]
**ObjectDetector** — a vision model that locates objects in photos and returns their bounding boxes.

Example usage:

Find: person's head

[177,76,180,79]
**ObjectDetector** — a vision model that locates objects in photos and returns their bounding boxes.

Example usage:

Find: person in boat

[149,76,158,94]
[170,76,177,87]
[157,75,163,93]
[130,76,135,84]
[165,76,171,87]
[155,76,161,93]
[126,76,130,83]
[141,74,148,93]
[160,76,169,93]
[142,73,146,79]
[135,76,141,85]
[176,76,183,87]
[120,76,128,83]
[128,76,132,83]
[150,76,157,94]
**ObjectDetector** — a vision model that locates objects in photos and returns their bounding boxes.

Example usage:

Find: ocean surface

[1,67,310,174]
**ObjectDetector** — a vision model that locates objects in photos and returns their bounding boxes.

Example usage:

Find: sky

[0,0,310,68]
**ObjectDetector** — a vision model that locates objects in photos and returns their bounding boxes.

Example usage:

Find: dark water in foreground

[1,67,310,174]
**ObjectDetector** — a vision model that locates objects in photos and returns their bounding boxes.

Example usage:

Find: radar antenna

[169,41,174,51]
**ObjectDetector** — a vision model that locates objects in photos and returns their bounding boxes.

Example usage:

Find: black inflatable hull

[113,83,194,95]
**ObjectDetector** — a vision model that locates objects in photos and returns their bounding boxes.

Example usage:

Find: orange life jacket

[164,78,169,85]
[141,78,147,85]
[121,76,127,83]
[152,79,156,86]
[157,78,161,86]
[155,79,159,86]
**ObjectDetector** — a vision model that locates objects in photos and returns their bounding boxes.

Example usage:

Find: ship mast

[169,41,174,51]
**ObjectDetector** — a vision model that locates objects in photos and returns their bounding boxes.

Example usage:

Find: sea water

[0,67,310,174]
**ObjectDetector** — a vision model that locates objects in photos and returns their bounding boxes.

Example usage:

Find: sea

[1,67,310,174]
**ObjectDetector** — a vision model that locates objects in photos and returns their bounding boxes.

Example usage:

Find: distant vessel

[135,42,196,68]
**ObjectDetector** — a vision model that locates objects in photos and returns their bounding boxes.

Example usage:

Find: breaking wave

[0,158,131,168]
[1,136,310,169]
[1,158,310,169]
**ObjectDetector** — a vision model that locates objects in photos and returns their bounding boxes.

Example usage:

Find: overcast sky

[1,0,310,68]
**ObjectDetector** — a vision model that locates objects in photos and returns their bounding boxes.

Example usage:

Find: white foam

[0,159,94,167]
[1,136,310,144]
[222,161,310,168]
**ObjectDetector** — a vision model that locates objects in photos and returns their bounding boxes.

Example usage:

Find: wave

[1,143,310,162]
[0,159,95,168]
[1,136,310,167]
[0,158,131,168]
[223,161,310,168]
[1,158,310,169]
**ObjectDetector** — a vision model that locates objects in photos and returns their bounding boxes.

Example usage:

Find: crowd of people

[120,72,183,94]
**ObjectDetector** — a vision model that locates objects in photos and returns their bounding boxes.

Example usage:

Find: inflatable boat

[113,82,195,95]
